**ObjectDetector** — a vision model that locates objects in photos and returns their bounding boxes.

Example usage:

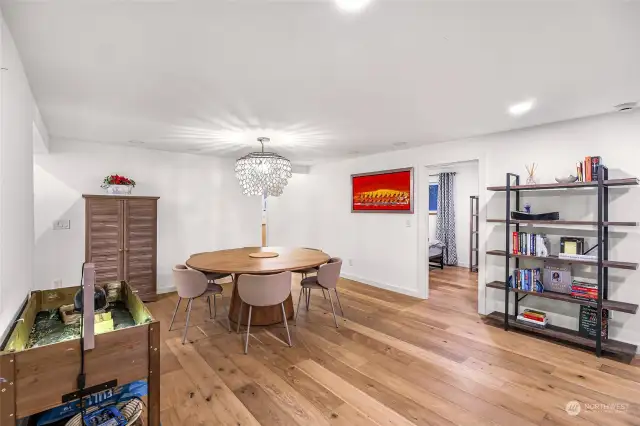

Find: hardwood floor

[146,267,640,425]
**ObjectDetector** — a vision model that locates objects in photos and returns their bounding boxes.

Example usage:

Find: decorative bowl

[555,175,578,184]
[104,184,133,195]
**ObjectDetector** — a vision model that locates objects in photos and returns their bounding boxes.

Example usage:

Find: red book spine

[512,232,518,254]
[523,313,545,321]
[572,286,598,293]
[585,156,592,181]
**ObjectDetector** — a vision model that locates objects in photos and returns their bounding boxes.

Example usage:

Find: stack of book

[576,156,602,182]
[516,309,548,329]
[512,232,546,256]
[571,280,598,301]
[511,268,543,292]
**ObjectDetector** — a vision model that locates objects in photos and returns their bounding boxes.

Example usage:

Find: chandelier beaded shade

[235,137,292,197]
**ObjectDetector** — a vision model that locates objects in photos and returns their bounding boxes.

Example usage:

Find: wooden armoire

[83,195,159,302]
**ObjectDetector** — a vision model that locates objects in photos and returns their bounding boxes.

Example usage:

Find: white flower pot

[104,185,133,195]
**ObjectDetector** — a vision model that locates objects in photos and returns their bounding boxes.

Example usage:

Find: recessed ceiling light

[335,0,372,13]
[508,99,536,117]
[128,140,145,145]
[393,142,408,147]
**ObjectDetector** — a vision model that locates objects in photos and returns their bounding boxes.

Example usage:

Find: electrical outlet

[405,219,412,228]
[348,259,354,266]
[53,219,70,230]
[53,279,62,288]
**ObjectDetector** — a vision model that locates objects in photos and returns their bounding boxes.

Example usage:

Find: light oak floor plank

[145,267,640,426]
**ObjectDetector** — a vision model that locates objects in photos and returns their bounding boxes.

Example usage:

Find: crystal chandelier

[235,137,292,197]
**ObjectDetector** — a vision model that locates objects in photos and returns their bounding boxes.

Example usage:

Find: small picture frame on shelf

[560,237,584,255]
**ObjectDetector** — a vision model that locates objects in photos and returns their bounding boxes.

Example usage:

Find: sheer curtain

[436,172,458,265]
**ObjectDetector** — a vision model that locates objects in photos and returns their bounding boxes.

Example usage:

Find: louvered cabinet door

[85,198,124,283]
[123,199,158,301]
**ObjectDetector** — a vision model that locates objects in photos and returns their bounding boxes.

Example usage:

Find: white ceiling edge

[307,109,637,172]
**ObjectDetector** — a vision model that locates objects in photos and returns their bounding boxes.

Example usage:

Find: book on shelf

[517,313,548,329]
[511,232,546,256]
[558,253,597,261]
[571,280,598,301]
[591,156,602,181]
[581,155,602,182]
[524,308,547,318]
[511,268,542,292]
[523,313,544,322]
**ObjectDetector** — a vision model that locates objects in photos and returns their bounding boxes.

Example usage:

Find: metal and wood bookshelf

[486,167,639,357]
[469,195,479,272]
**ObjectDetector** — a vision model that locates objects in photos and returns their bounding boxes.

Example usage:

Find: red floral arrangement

[101,174,136,188]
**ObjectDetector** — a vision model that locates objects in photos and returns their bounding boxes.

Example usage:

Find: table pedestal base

[228,275,295,326]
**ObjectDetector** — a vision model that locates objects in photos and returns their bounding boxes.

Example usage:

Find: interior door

[123,199,157,301]
[86,198,124,283]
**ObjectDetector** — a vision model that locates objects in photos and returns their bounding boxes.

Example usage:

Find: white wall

[0,14,39,337]
[34,139,261,293]
[266,173,314,248]
[427,161,479,267]
[268,109,640,348]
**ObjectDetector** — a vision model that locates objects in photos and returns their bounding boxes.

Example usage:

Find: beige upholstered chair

[294,247,328,299]
[236,271,293,354]
[169,265,231,344]
[190,252,233,284]
[296,258,344,328]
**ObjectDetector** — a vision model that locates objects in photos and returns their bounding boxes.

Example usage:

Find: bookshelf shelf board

[485,312,638,357]
[486,281,638,314]
[486,219,638,227]
[487,178,639,192]
[486,250,638,270]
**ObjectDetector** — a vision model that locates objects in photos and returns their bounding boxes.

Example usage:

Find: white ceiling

[3,0,639,164]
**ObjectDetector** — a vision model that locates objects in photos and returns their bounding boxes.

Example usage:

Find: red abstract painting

[351,168,413,213]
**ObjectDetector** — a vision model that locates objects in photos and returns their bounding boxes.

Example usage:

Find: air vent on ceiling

[614,102,637,112]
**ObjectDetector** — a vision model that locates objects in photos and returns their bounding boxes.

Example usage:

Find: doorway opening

[426,160,479,312]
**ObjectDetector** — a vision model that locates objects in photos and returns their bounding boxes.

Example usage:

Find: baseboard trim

[340,273,424,299]
[157,285,176,295]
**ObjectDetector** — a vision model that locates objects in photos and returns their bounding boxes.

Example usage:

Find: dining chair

[190,252,233,284]
[295,257,344,328]
[236,271,293,354]
[169,265,231,344]
[294,247,328,299]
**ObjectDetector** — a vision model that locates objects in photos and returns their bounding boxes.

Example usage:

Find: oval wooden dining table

[186,247,330,326]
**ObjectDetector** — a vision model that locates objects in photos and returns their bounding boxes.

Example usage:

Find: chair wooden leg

[237,301,244,334]
[306,288,311,311]
[213,294,217,318]
[334,289,345,318]
[207,296,213,319]
[322,289,327,299]
[182,299,194,344]
[295,287,304,323]
[281,302,292,347]
[244,306,252,354]
[169,297,181,331]
[327,291,339,328]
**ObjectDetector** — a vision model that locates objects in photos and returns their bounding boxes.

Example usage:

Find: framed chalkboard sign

[579,305,608,340]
